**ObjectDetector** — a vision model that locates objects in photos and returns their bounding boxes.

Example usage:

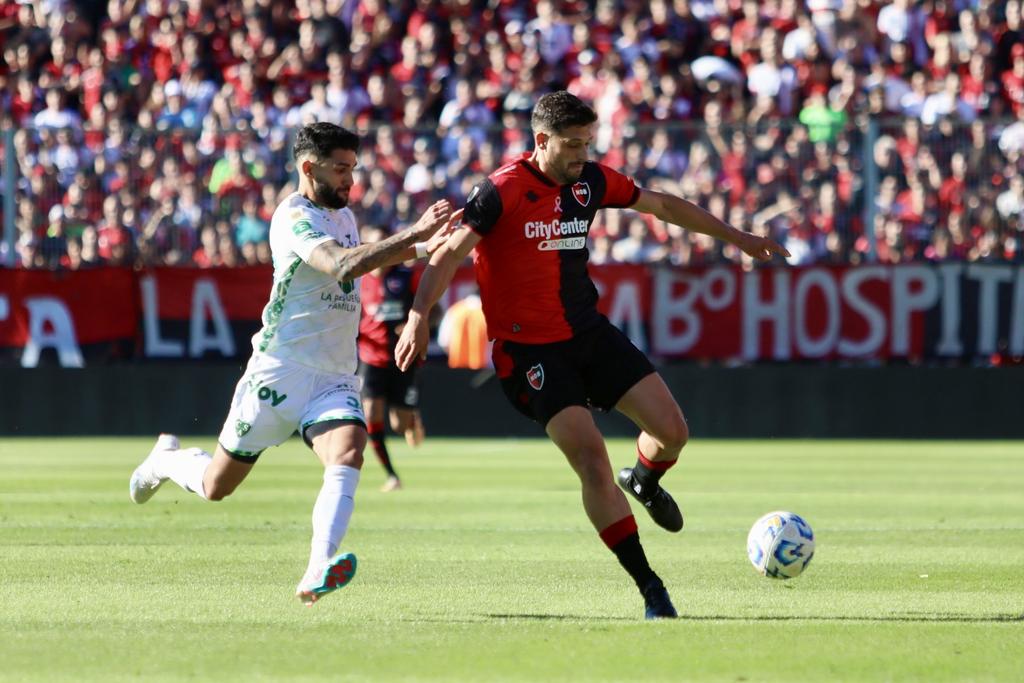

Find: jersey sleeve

[597,164,641,209]
[462,179,503,236]
[279,205,336,262]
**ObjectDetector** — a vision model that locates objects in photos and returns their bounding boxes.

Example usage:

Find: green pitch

[1,437,1022,682]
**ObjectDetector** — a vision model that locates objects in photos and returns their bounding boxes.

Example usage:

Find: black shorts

[493,319,655,427]
[358,362,420,409]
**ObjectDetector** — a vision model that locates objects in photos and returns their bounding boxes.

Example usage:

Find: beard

[560,162,585,184]
[312,177,348,209]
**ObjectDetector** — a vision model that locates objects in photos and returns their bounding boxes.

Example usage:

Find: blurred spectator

[748,27,798,116]
[877,0,928,65]
[996,1,1023,73]
[156,79,200,129]
[524,0,572,66]
[1004,43,1024,114]
[192,225,220,268]
[438,80,495,142]
[17,232,44,270]
[920,73,977,125]
[235,195,270,247]
[611,215,667,264]
[39,207,68,268]
[798,86,847,143]
[99,227,133,267]
[32,89,82,133]
[402,137,444,199]
[997,175,1024,220]
[299,82,343,125]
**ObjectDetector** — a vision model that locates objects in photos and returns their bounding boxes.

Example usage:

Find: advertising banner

[2,263,1022,366]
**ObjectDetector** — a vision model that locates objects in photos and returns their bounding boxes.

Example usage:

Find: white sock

[154,447,212,500]
[308,465,360,567]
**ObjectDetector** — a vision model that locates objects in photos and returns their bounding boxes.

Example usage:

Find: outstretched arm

[306,200,454,282]
[395,223,482,371]
[631,189,790,261]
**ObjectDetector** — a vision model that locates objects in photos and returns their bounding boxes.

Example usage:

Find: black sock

[368,428,398,478]
[632,460,663,493]
[610,533,658,591]
[633,449,677,496]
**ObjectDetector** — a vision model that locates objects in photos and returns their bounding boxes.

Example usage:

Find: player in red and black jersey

[358,226,427,492]
[396,92,788,619]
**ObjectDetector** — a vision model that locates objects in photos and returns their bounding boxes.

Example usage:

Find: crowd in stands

[1,0,1023,271]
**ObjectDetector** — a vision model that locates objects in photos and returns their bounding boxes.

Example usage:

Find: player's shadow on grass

[678,613,1024,623]
[484,613,636,622]
[479,613,1023,623]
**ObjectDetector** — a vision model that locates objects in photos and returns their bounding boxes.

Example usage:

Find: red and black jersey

[463,153,640,344]
[358,265,420,367]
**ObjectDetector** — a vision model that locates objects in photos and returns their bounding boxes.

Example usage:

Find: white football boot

[380,475,402,493]
[296,553,358,606]
[129,434,180,504]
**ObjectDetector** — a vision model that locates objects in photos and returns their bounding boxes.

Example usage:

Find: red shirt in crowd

[10,90,35,125]
[1001,69,1024,115]
[959,71,986,110]
[938,175,965,215]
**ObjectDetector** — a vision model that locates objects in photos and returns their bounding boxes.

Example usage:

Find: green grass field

[1,437,1022,682]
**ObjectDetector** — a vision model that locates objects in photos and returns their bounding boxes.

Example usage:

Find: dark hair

[531,91,597,134]
[292,122,360,161]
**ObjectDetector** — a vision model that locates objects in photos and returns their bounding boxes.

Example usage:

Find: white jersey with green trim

[251,192,361,374]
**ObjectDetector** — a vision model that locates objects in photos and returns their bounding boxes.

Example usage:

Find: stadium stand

[1,0,1022,269]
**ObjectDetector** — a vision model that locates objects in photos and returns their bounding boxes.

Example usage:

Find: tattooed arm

[306,200,452,282]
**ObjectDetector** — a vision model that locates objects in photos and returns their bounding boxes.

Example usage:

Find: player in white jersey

[128,122,456,605]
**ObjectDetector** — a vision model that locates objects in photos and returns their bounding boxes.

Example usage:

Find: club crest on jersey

[571,182,591,207]
[526,364,545,390]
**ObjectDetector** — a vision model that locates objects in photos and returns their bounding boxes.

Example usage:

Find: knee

[668,415,689,451]
[575,452,614,488]
[655,414,689,454]
[327,447,364,469]
[347,450,364,469]
[204,479,236,502]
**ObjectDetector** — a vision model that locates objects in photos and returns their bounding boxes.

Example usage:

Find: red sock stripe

[367,422,385,436]
[637,444,677,471]
[599,515,638,549]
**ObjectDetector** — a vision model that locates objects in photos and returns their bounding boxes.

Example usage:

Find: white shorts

[218,353,365,460]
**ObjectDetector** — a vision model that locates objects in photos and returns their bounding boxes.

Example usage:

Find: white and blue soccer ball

[747,511,815,579]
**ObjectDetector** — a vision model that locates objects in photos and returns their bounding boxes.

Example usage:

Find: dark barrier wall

[2,364,1022,439]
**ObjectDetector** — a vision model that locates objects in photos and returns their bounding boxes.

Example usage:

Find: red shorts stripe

[367,422,385,436]
[599,515,638,549]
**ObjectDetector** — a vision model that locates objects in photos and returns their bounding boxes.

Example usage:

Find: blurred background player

[397,92,788,620]
[129,122,455,605]
[357,223,436,492]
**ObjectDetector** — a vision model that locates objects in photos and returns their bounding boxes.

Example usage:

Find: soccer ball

[746,511,815,579]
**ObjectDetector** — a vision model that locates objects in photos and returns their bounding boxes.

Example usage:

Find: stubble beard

[312,177,347,209]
